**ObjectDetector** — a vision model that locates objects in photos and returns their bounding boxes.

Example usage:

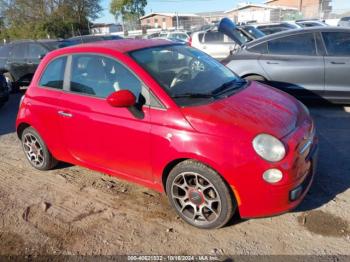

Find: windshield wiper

[211,79,247,96]
[171,93,214,99]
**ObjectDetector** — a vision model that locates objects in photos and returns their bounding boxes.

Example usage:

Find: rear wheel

[244,74,266,82]
[166,160,236,229]
[21,127,58,170]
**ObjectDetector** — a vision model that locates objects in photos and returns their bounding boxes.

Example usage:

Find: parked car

[59,34,123,48]
[338,17,350,27]
[240,25,266,39]
[252,22,301,35]
[0,73,9,108]
[16,39,318,229]
[0,40,61,92]
[224,27,350,103]
[295,19,328,28]
[145,31,190,43]
[190,26,254,60]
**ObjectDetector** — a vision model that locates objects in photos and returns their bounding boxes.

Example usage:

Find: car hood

[181,81,301,139]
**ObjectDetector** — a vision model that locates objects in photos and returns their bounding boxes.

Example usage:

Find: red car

[16,40,318,229]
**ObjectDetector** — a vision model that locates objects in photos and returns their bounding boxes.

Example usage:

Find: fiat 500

[16,40,318,229]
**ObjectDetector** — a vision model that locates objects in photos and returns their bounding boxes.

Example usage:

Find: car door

[31,56,67,159]
[321,31,350,99]
[27,43,48,77]
[58,53,153,182]
[258,32,325,98]
[200,31,236,60]
[7,43,28,83]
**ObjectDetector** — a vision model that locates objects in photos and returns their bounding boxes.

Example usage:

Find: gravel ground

[0,92,349,256]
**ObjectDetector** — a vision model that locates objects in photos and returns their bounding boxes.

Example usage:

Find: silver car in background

[338,17,350,27]
[224,27,350,103]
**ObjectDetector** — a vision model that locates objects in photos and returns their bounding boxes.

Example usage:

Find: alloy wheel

[23,134,45,167]
[171,171,222,226]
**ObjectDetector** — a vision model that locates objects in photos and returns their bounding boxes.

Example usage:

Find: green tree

[0,0,103,40]
[110,0,147,31]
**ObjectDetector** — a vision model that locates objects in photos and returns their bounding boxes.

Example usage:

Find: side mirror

[107,90,136,108]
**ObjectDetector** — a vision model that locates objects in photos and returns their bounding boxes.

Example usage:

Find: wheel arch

[241,73,267,81]
[161,157,241,208]
[17,122,31,139]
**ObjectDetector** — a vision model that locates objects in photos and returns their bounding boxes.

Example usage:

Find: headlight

[252,134,286,162]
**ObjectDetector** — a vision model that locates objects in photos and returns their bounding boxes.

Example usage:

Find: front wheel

[21,127,58,170]
[166,160,236,229]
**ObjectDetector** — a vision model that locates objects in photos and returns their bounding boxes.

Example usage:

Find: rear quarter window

[39,56,67,89]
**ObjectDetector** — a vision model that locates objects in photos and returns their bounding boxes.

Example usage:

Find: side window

[70,54,145,101]
[204,31,224,43]
[28,43,47,59]
[0,45,11,58]
[322,32,350,56]
[248,43,268,54]
[268,33,316,56]
[39,56,67,89]
[10,43,26,59]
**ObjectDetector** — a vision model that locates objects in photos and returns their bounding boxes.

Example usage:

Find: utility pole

[176,12,179,30]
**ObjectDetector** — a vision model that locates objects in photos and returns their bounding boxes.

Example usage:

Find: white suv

[190,30,247,60]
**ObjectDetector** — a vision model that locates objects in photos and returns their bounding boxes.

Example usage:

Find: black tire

[166,160,236,229]
[3,72,19,93]
[244,74,266,82]
[21,127,58,170]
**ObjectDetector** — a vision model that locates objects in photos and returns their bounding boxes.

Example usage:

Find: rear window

[268,33,316,56]
[39,56,67,89]
[341,17,350,21]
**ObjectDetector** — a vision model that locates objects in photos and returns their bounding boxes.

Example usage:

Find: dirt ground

[0,93,349,256]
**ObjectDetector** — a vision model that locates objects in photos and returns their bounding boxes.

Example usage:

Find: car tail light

[188,36,192,46]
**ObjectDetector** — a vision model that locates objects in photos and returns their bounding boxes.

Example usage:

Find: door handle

[58,111,73,118]
[330,61,345,65]
[266,61,279,64]
[202,45,207,49]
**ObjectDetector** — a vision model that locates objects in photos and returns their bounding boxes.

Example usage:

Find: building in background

[140,12,206,30]
[196,11,226,24]
[225,3,299,24]
[265,0,332,19]
[91,23,123,34]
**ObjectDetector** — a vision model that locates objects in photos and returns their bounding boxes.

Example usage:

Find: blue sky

[95,0,350,24]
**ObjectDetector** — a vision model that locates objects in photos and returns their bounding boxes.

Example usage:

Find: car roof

[60,39,176,54]
[244,26,350,47]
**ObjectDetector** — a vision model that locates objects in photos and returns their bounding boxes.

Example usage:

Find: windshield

[130,44,246,106]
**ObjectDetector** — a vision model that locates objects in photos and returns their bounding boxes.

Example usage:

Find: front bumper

[236,117,318,219]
